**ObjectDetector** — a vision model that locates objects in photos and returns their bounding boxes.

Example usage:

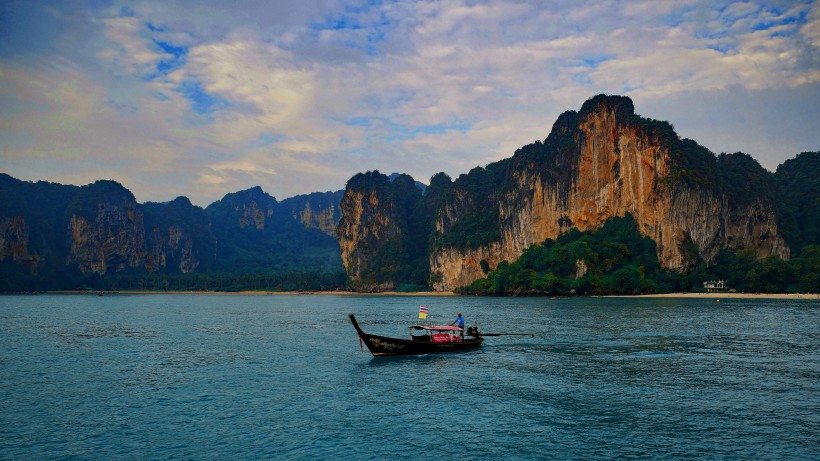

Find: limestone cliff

[0,216,41,274]
[299,203,339,236]
[144,197,214,273]
[0,174,343,287]
[335,95,792,292]
[428,95,789,290]
[336,172,426,291]
[145,225,198,273]
[204,186,342,273]
[66,181,147,275]
[279,190,344,238]
[206,186,277,231]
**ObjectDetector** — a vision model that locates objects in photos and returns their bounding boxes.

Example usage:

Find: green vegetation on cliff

[0,174,78,275]
[67,180,137,221]
[143,196,217,273]
[457,213,666,295]
[704,246,819,294]
[458,213,820,296]
[205,186,341,274]
[435,162,509,249]
[775,152,820,253]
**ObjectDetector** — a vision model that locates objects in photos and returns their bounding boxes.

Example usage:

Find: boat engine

[466,326,480,337]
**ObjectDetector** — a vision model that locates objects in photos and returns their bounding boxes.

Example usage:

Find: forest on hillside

[458,214,819,296]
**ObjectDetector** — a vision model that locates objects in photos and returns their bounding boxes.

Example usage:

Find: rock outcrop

[298,203,339,237]
[0,216,41,274]
[0,175,344,284]
[336,172,428,291]
[337,173,403,291]
[280,191,344,238]
[337,95,792,292]
[427,95,789,290]
[66,181,147,275]
[144,197,214,273]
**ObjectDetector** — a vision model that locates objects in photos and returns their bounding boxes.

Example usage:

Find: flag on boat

[418,305,429,319]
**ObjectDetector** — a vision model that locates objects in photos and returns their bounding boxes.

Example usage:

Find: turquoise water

[1,294,818,460]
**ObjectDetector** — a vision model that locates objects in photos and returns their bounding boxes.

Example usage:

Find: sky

[1,0,818,206]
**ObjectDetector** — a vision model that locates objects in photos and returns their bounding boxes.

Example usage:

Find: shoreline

[31,291,820,299]
[40,290,457,296]
[599,292,819,300]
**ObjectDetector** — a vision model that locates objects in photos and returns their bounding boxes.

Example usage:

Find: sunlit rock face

[337,189,401,292]
[336,172,429,292]
[278,191,344,238]
[426,95,788,291]
[299,204,338,237]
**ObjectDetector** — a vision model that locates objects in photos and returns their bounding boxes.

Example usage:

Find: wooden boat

[349,313,484,356]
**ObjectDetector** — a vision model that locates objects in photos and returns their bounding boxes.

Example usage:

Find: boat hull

[349,314,483,356]
[360,332,484,356]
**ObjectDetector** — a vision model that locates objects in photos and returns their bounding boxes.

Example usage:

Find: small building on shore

[704,280,728,292]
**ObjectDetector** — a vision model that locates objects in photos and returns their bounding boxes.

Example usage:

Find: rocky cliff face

[146,225,186,272]
[280,191,344,238]
[0,216,41,274]
[428,242,505,291]
[143,197,213,274]
[204,186,342,273]
[67,185,147,275]
[299,203,338,237]
[427,95,789,290]
[146,225,199,273]
[335,95,791,292]
[337,176,401,291]
[0,175,343,287]
[207,186,277,230]
[0,177,212,277]
[336,172,427,291]
[499,100,789,266]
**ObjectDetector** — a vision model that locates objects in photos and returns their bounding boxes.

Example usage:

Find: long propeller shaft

[481,333,534,337]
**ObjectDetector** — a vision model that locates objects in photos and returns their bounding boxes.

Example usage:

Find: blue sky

[1,0,818,205]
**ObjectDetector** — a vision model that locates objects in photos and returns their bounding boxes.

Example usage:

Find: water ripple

[1,295,817,460]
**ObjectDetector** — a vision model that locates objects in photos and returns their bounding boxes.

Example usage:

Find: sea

[0,294,817,460]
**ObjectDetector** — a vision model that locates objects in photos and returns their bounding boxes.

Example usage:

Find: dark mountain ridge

[0,174,344,290]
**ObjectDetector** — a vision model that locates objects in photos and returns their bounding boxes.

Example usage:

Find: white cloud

[187,39,312,117]
[1,0,818,206]
[98,16,170,77]
[800,1,820,48]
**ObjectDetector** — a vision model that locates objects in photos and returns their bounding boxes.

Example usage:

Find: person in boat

[450,312,465,328]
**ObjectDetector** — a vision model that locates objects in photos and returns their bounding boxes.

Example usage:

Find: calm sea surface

[1,294,817,460]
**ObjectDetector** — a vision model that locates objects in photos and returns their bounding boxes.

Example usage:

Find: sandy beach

[44,290,456,296]
[44,290,818,300]
[600,292,819,300]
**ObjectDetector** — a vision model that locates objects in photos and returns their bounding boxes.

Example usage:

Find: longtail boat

[349,313,484,356]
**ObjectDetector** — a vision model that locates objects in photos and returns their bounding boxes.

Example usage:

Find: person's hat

[457,312,462,315]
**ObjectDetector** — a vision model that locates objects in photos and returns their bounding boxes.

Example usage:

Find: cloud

[0,0,818,206]
[638,83,820,171]
[101,18,154,66]
[804,5,820,44]
[0,59,201,196]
